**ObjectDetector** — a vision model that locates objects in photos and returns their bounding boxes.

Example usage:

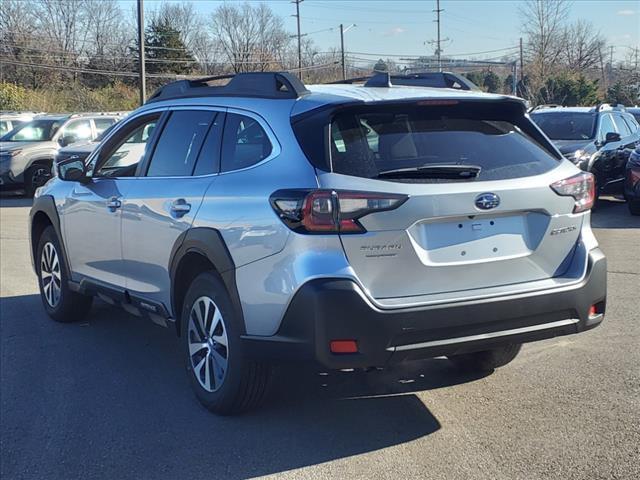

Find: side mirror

[58,134,77,147]
[604,132,621,144]
[57,157,89,183]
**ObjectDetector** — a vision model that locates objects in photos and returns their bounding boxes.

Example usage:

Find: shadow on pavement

[0,193,32,208]
[591,197,640,229]
[0,294,490,479]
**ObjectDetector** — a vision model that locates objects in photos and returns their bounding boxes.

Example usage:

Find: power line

[0,59,176,78]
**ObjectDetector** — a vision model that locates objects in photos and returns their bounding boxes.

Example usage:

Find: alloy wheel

[40,242,61,307]
[188,296,229,392]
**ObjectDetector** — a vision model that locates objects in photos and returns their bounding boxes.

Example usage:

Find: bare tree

[211,2,290,73]
[561,20,606,73]
[0,0,41,84]
[519,0,570,81]
[36,0,91,65]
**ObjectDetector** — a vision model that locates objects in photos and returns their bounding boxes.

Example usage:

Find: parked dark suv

[530,105,640,199]
[626,145,640,215]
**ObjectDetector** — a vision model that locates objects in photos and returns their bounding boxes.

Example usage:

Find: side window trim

[218,107,281,175]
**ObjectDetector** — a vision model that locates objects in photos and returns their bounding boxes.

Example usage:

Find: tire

[181,272,272,415]
[36,226,93,322]
[25,162,52,197]
[447,344,522,373]
[629,200,640,216]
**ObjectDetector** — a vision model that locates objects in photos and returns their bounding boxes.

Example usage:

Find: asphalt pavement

[1,193,639,480]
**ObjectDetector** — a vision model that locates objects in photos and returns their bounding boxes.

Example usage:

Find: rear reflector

[589,305,597,317]
[550,172,595,213]
[330,340,358,354]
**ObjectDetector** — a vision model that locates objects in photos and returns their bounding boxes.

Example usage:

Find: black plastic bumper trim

[242,248,607,369]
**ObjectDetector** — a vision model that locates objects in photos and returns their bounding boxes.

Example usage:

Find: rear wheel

[36,226,93,322]
[447,344,522,373]
[629,200,640,216]
[181,272,272,415]
[25,162,52,197]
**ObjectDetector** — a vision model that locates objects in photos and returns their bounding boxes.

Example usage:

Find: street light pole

[339,24,355,81]
[137,0,146,105]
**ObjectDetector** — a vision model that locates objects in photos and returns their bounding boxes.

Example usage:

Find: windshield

[530,112,596,141]
[2,119,63,142]
[317,104,560,182]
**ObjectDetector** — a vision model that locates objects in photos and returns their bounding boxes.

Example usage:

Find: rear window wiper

[377,164,481,180]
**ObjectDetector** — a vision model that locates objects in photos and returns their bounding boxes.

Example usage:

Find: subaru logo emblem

[475,193,500,210]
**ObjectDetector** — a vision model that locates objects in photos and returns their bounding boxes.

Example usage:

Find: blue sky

[141,0,639,63]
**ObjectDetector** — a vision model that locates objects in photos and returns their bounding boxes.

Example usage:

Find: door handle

[171,199,191,217]
[106,197,121,212]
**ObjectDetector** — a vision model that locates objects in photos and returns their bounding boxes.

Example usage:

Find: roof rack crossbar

[146,72,310,104]
[325,71,478,91]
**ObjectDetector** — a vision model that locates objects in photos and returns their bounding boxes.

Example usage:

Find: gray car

[29,72,607,414]
[1,113,121,196]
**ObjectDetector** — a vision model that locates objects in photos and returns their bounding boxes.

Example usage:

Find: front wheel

[36,226,93,322]
[25,163,52,197]
[447,344,522,373]
[629,200,640,216]
[181,272,272,415]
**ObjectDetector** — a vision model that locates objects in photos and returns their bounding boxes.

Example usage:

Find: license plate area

[408,214,532,265]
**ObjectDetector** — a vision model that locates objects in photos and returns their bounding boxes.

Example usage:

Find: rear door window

[146,110,215,177]
[221,113,272,172]
[62,119,92,143]
[193,113,224,176]
[329,105,560,181]
[621,114,638,133]
[94,118,117,136]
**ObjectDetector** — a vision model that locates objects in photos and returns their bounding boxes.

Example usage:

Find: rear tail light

[270,189,408,234]
[550,172,595,213]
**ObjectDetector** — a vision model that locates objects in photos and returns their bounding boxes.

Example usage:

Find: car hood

[59,141,98,154]
[552,140,593,155]
[0,141,39,152]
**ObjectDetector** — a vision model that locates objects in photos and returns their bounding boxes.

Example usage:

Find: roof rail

[327,71,479,91]
[530,104,562,112]
[146,72,310,104]
[596,103,626,112]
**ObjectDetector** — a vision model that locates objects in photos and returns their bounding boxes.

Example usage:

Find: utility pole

[293,0,303,79]
[609,45,615,90]
[512,61,517,96]
[434,0,443,72]
[340,24,346,80]
[137,0,146,105]
[519,37,524,82]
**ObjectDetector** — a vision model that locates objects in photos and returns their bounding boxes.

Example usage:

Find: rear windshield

[295,102,560,182]
[530,112,596,141]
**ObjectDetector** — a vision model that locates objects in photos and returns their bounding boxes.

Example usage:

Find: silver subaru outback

[29,72,606,415]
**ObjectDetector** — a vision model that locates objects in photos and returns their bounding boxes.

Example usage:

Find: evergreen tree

[143,18,196,76]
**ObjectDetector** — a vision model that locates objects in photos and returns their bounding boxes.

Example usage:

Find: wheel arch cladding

[169,227,245,337]
[29,195,69,273]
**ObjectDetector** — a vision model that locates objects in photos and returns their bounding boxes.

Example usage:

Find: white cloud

[617,9,635,16]
[383,27,406,37]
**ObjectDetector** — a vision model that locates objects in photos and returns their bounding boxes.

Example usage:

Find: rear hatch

[293,98,587,300]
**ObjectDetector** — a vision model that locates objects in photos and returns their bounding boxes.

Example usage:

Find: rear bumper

[243,248,607,369]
